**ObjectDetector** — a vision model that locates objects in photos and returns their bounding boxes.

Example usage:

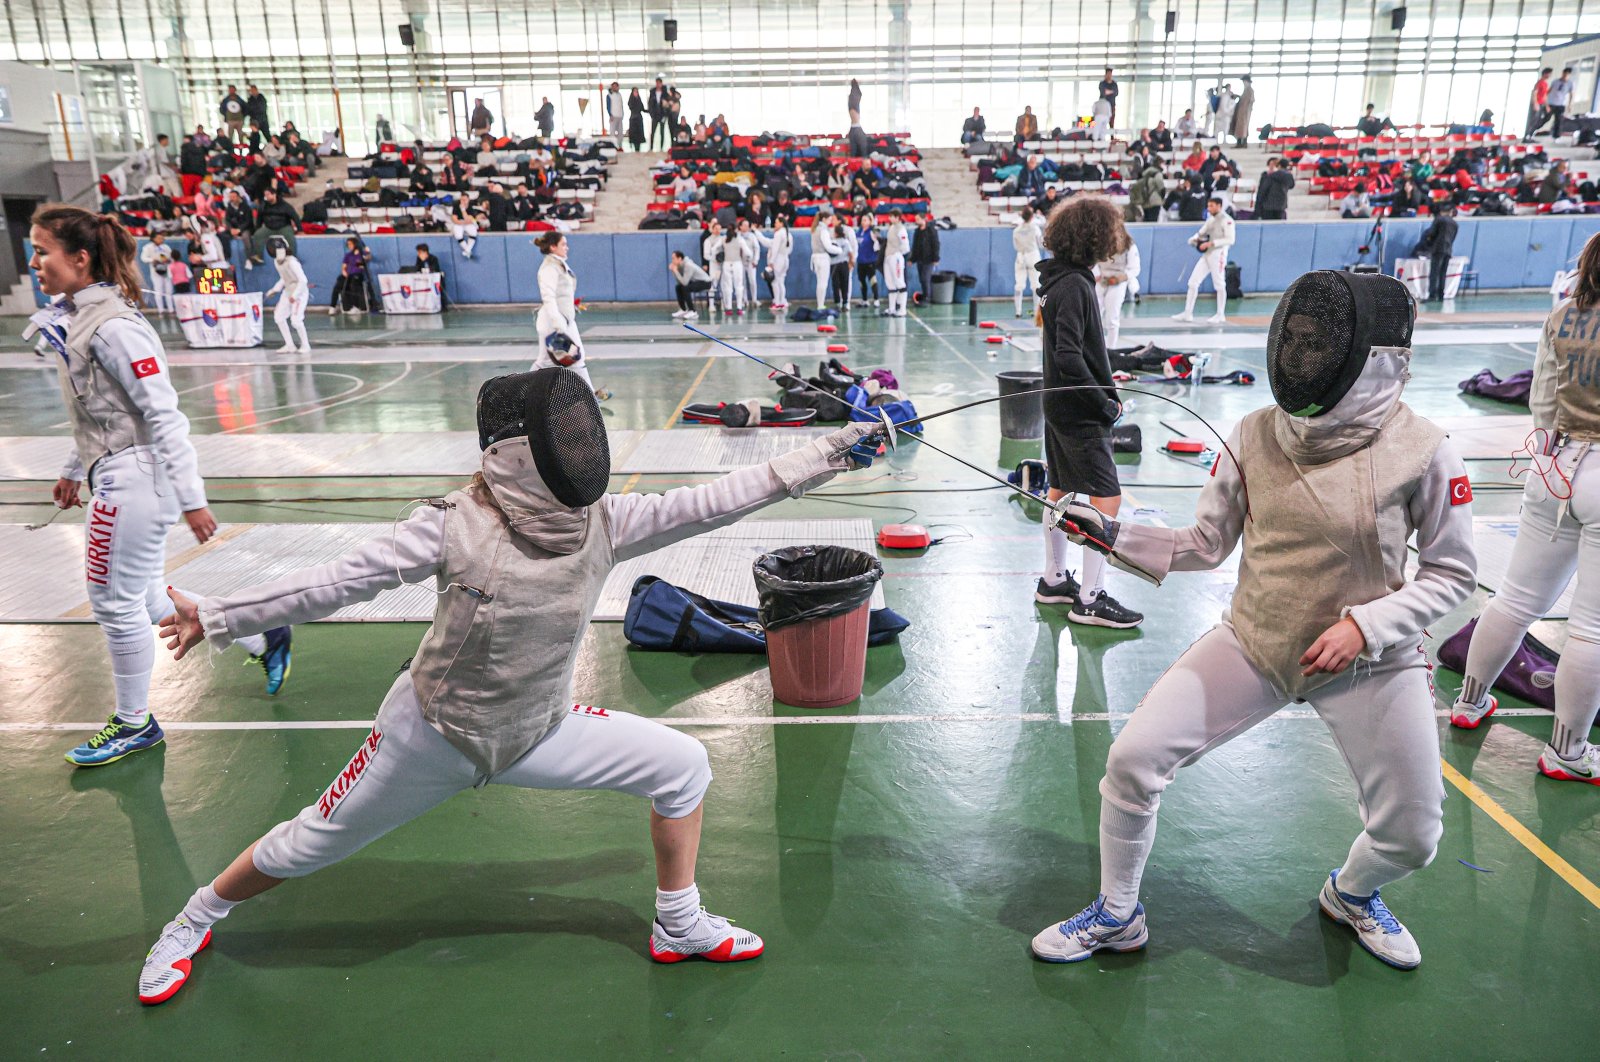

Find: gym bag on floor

[623,575,909,653]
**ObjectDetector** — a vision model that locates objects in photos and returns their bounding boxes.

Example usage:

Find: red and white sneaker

[648,910,764,963]
[1449,693,1497,730]
[1537,742,1600,785]
[139,916,211,1004]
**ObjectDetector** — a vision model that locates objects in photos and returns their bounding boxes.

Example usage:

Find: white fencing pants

[720,260,748,311]
[770,265,788,307]
[811,252,832,310]
[1099,280,1129,348]
[1459,443,1600,754]
[149,273,175,313]
[452,223,478,258]
[1014,251,1041,315]
[1184,249,1228,318]
[274,290,309,350]
[1095,623,1444,914]
[253,674,713,878]
[746,263,759,305]
[883,252,906,314]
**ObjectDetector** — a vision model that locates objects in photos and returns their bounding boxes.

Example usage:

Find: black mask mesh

[526,367,610,508]
[1267,270,1413,417]
[476,373,535,450]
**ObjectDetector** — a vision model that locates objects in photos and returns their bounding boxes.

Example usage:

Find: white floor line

[907,312,996,380]
[0,707,1553,732]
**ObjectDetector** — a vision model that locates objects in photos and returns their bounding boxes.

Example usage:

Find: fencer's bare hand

[52,478,83,509]
[1299,617,1366,676]
[159,587,205,660]
[184,506,218,544]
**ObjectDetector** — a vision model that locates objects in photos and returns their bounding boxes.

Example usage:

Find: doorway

[449,87,504,139]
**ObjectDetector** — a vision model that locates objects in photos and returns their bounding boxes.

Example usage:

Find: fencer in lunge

[264,236,310,353]
[25,205,292,769]
[534,231,609,400]
[1034,272,1477,971]
[1172,197,1233,324]
[1449,233,1600,784]
[137,367,882,1005]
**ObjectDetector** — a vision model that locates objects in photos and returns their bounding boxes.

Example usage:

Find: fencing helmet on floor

[476,368,610,507]
[1266,270,1414,417]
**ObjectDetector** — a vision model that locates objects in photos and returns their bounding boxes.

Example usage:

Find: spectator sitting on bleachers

[284,131,316,173]
[1540,160,1573,205]
[263,135,287,167]
[223,189,254,252]
[1128,141,1158,177]
[1176,109,1199,138]
[672,164,700,203]
[1034,185,1066,217]
[1014,154,1049,198]
[1127,161,1166,222]
[482,180,509,231]
[1166,174,1209,222]
[741,189,770,226]
[1016,106,1039,143]
[409,163,437,194]
[440,154,470,191]
[477,135,501,173]
[962,107,987,145]
[1181,141,1205,172]
[1356,104,1396,137]
[770,188,798,226]
[248,186,300,266]
[1375,175,1427,216]
[242,154,276,200]
[192,124,212,149]
[509,184,538,223]
[1199,145,1237,185]
[1341,181,1373,218]
[1149,120,1173,152]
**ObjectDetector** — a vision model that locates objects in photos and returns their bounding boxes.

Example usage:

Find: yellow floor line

[1440,759,1600,910]
[620,352,717,496]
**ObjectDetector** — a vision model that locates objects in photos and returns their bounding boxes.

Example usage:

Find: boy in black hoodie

[1034,197,1143,629]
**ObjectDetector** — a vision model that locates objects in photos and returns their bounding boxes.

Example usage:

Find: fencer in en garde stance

[1033,271,1477,971]
[1449,234,1600,784]
[138,367,881,1004]
[264,235,310,353]
[24,205,292,770]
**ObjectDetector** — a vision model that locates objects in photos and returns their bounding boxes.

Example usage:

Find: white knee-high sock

[1099,800,1157,919]
[109,628,155,725]
[655,882,701,936]
[1551,634,1600,757]
[181,882,240,930]
[1081,549,1108,600]
[1043,507,1072,583]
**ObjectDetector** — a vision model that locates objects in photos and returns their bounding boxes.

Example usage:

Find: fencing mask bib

[1266,270,1414,417]
[476,367,610,508]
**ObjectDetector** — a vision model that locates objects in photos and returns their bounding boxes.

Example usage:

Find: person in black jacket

[179,136,208,197]
[908,215,941,305]
[961,107,987,145]
[401,243,449,309]
[244,85,269,131]
[647,79,668,149]
[1255,156,1296,220]
[481,180,510,232]
[1166,175,1208,221]
[1418,203,1458,302]
[1034,196,1143,629]
[249,187,300,265]
[627,88,646,151]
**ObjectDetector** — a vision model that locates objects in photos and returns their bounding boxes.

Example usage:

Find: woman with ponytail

[1449,231,1600,787]
[26,205,292,767]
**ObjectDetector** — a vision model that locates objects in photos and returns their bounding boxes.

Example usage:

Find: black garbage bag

[754,546,884,632]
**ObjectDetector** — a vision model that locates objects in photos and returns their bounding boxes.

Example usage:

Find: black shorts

[1045,427,1120,497]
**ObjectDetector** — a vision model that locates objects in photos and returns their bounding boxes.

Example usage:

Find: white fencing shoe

[1318,871,1420,970]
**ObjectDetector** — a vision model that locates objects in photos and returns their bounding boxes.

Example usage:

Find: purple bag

[1458,368,1532,405]
[868,368,900,390]
[1435,616,1557,711]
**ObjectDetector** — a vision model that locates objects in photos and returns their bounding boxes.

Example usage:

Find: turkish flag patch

[1449,476,1473,506]
[131,356,161,379]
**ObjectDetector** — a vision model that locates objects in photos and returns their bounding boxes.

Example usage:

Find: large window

[2,0,1596,152]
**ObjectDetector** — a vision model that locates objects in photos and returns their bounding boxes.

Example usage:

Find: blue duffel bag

[622,575,909,653]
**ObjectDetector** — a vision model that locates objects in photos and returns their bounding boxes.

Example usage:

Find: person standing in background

[810,208,838,311]
[536,97,556,140]
[1214,83,1238,145]
[1095,237,1141,349]
[1011,205,1044,318]
[648,78,668,150]
[140,232,176,315]
[1172,196,1234,324]
[1526,67,1553,140]
[1099,67,1120,126]
[627,88,646,151]
[1255,157,1295,220]
[219,85,246,137]
[1230,75,1255,148]
[244,85,269,133]
[179,136,207,198]
[1418,203,1458,303]
[605,82,624,140]
[854,214,882,310]
[909,213,940,306]
[470,98,494,139]
[1547,68,1575,138]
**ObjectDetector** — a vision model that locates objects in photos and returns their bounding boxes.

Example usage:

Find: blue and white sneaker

[250,626,292,696]
[1031,895,1148,963]
[65,714,165,767]
[1318,870,1421,969]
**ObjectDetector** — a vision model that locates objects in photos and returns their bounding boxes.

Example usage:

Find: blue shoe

[251,626,292,696]
[65,714,165,767]
[1031,895,1148,962]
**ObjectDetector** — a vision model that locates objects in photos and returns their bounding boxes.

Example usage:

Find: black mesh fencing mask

[1266,270,1414,417]
[475,368,610,507]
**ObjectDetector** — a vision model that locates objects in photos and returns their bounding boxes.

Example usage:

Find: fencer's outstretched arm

[1341,439,1477,661]
[195,505,445,650]
[604,423,877,562]
[1099,426,1248,582]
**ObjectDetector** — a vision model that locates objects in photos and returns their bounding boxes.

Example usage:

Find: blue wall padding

[34,216,1600,312]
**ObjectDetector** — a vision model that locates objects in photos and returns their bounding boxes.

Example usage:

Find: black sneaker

[1068,592,1144,629]
[1034,574,1081,605]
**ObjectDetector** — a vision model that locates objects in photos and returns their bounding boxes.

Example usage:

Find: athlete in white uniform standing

[1012,205,1045,317]
[1034,272,1477,971]
[1094,240,1141,349]
[1172,197,1233,324]
[738,218,760,311]
[264,236,310,353]
[881,209,910,317]
[534,231,609,400]
[25,206,291,768]
[717,219,750,315]
[137,368,882,1005]
[811,208,838,311]
[139,232,175,315]
[1449,235,1600,783]
[756,217,792,311]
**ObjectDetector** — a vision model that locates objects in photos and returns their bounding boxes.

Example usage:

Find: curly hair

[1042,196,1131,267]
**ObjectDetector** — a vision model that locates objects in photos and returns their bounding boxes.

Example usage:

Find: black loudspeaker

[398,23,415,47]
[1164,10,1177,33]
[663,18,678,42]
[1390,6,1407,30]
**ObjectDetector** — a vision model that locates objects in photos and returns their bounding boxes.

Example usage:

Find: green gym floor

[1,295,1595,1060]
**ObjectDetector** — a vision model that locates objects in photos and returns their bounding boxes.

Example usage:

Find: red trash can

[755,546,884,709]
